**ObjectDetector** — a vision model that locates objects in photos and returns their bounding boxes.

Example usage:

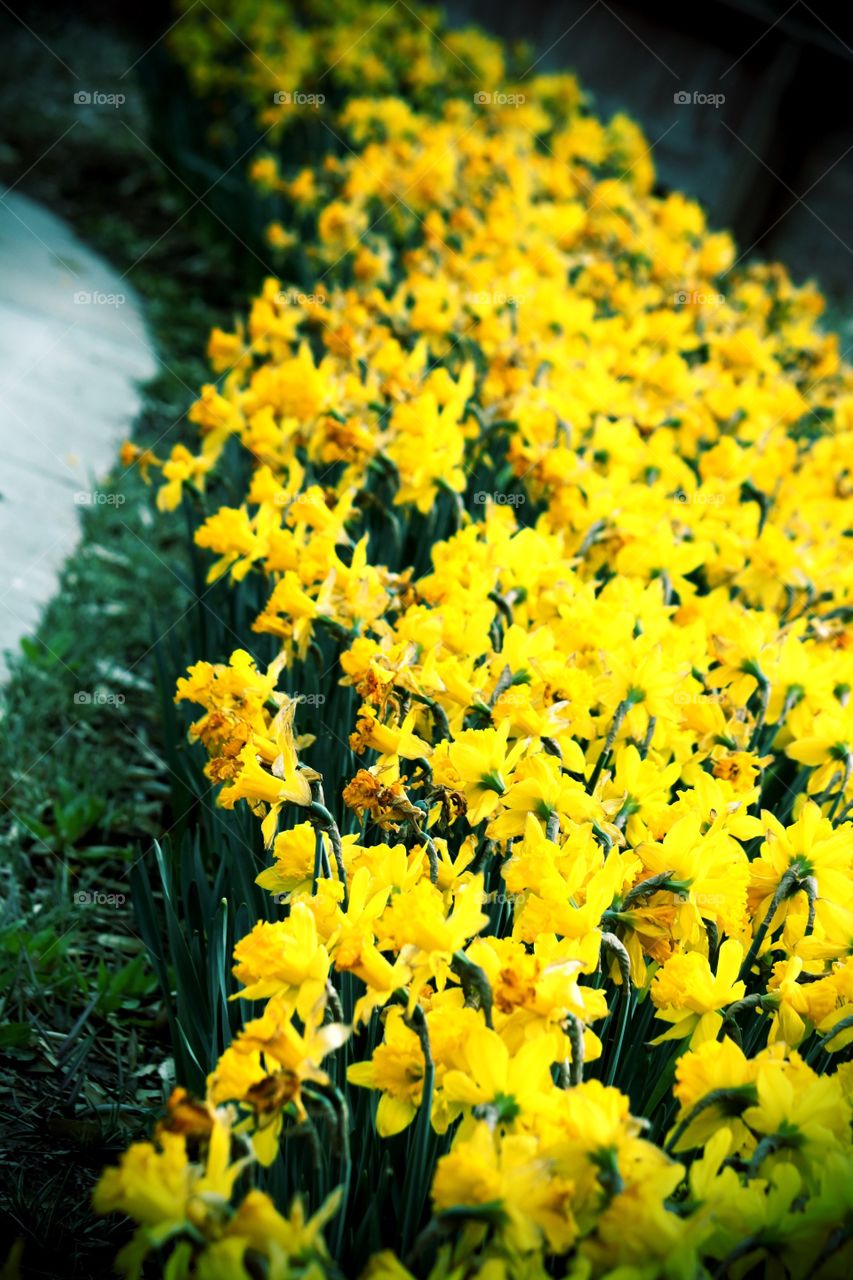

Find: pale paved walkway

[0,189,157,670]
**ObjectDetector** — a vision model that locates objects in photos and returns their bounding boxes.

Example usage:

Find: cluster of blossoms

[170,0,511,134]
[102,7,853,1279]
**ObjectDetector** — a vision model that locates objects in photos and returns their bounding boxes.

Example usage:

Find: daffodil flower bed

[97,9,853,1279]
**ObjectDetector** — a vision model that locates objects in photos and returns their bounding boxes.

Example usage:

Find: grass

[0,15,257,1276]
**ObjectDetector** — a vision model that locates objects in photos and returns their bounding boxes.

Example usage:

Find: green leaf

[0,1022,31,1047]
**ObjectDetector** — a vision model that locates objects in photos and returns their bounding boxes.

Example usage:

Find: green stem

[738,867,801,980]
[588,699,632,792]
[324,980,345,1024]
[812,1226,853,1275]
[639,715,656,757]
[401,1006,435,1251]
[311,826,330,895]
[713,1235,764,1280]
[561,1013,585,1087]
[621,870,680,911]
[489,664,514,708]
[600,931,632,988]
[404,690,451,743]
[599,933,633,1088]
[748,672,771,750]
[326,1084,352,1260]
[309,799,348,905]
[604,987,632,1089]
[818,1012,853,1051]
[664,1086,756,1155]
[705,917,720,970]
[450,951,494,1028]
[415,828,439,885]
[487,591,514,628]
[828,753,851,820]
[747,1132,784,1178]
[577,520,606,557]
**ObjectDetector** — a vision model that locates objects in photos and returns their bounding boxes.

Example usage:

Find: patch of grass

[0,15,253,1276]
